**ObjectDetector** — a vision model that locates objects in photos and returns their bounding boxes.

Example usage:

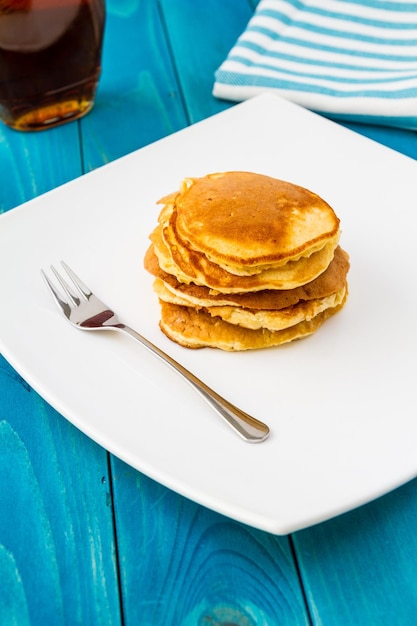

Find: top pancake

[150,213,338,292]
[172,171,340,274]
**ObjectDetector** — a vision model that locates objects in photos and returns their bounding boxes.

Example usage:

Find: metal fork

[41,262,270,443]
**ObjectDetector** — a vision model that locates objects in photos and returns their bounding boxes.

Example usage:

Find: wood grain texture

[338,120,417,161]
[111,458,310,626]
[159,0,255,123]
[294,478,417,626]
[80,0,189,170]
[0,356,121,625]
[2,0,417,624]
[77,3,311,623]
[0,123,81,214]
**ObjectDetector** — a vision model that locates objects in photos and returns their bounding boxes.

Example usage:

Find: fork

[41,262,270,443]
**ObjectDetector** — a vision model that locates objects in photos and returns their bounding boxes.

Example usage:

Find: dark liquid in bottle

[0,0,105,130]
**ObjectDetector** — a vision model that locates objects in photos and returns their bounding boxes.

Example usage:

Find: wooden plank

[83,2,308,623]
[77,1,417,624]
[0,356,121,625]
[0,1,306,624]
[111,458,310,625]
[80,0,189,170]
[159,0,255,123]
[293,479,417,625]
[3,1,416,624]
[0,6,130,621]
[162,8,417,622]
[337,120,417,161]
[0,122,81,214]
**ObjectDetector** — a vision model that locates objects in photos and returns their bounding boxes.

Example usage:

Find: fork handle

[115,324,270,443]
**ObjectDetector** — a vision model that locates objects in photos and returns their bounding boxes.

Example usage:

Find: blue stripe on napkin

[213,0,417,129]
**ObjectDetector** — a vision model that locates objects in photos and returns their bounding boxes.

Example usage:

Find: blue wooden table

[2,1,417,624]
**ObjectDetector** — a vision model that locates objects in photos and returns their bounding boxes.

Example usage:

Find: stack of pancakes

[144,171,349,351]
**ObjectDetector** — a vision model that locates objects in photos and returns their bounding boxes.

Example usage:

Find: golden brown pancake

[158,296,347,351]
[145,245,350,310]
[157,282,346,331]
[173,172,340,273]
[204,288,346,331]
[151,220,338,292]
[144,171,349,351]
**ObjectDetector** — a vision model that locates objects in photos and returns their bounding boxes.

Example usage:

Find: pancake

[156,280,346,331]
[173,172,341,273]
[204,287,346,331]
[145,244,350,310]
[158,296,347,351]
[156,278,346,332]
[144,171,349,351]
[151,220,338,292]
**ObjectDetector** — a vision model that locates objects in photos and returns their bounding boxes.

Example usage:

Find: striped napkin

[213,0,417,129]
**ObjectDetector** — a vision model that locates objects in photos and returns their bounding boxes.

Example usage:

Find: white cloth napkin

[213,0,417,129]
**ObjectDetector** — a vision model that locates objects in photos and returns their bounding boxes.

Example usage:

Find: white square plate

[1,94,416,534]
